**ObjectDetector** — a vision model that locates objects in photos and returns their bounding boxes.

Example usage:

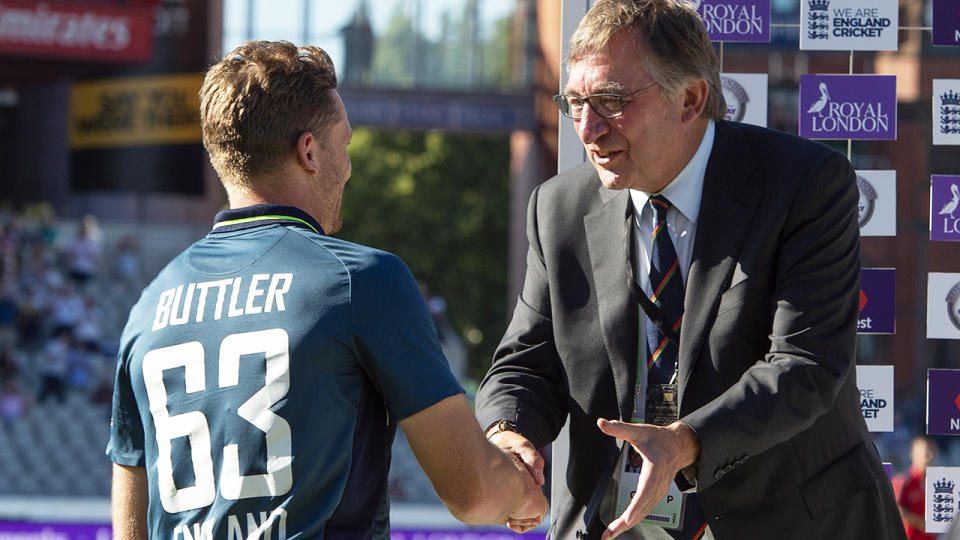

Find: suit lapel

[585,187,638,421]
[679,122,762,404]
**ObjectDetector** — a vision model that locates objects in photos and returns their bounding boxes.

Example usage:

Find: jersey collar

[211,204,325,235]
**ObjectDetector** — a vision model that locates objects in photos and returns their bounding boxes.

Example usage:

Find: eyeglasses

[553,82,660,120]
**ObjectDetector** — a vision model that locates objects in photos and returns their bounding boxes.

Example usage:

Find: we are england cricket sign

[799,74,896,140]
[800,0,898,51]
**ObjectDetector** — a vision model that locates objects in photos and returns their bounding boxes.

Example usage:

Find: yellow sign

[70,73,203,149]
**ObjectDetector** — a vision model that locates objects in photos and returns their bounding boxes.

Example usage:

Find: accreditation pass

[614,442,685,529]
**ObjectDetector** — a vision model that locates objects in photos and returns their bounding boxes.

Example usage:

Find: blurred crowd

[0,205,142,430]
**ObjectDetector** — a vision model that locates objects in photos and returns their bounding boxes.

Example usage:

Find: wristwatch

[488,419,520,437]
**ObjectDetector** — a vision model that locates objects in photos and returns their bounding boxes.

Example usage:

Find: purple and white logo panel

[799,74,896,140]
[925,466,960,533]
[932,0,960,47]
[926,369,960,437]
[927,273,960,339]
[931,175,960,242]
[934,79,960,145]
[857,170,896,236]
[721,73,767,127]
[856,365,894,432]
[697,0,771,42]
[800,0,898,51]
[859,268,895,334]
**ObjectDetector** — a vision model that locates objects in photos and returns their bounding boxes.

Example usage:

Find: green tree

[370,3,416,87]
[339,128,510,379]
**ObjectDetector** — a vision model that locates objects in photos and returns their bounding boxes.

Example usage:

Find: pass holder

[645,383,679,427]
[613,442,686,530]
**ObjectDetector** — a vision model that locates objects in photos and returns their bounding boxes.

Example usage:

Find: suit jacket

[475,121,905,540]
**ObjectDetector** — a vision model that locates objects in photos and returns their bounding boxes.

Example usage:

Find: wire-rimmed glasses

[553,82,659,120]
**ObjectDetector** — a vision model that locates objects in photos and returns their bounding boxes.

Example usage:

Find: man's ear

[296,131,320,174]
[680,79,709,123]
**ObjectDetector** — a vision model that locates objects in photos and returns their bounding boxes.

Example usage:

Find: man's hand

[487,428,547,533]
[503,451,549,533]
[596,419,700,540]
[487,429,546,486]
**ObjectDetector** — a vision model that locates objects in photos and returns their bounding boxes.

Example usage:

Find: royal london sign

[799,74,897,140]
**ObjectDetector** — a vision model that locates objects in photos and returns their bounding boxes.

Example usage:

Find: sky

[222,0,516,71]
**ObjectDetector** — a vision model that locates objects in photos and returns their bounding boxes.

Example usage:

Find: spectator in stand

[49,282,85,337]
[91,374,113,413]
[64,214,102,288]
[17,284,48,350]
[0,276,19,352]
[112,235,142,287]
[74,295,105,352]
[0,347,19,383]
[0,378,28,428]
[894,435,937,540]
[427,295,468,382]
[37,328,71,404]
[0,215,24,278]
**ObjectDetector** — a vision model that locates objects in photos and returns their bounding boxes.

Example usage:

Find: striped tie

[644,195,708,539]
[645,195,683,384]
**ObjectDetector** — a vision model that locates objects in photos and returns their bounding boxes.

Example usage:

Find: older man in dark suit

[475,1,906,539]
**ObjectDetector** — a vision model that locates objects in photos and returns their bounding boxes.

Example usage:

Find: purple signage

[799,74,897,140]
[696,0,771,42]
[933,0,960,47]
[932,175,960,241]
[927,369,960,435]
[392,531,546,540]
[0,522,111,540]
[859,268,896,334]
[0,523,545,540]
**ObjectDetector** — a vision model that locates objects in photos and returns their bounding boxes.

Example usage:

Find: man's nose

[575,103,609,144]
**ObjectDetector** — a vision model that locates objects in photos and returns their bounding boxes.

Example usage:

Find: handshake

[485,424,550,534]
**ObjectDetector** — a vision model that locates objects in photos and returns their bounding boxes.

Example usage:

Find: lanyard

[623,210,682,346]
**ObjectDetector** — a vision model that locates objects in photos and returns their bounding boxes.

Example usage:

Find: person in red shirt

[894,435,937,540]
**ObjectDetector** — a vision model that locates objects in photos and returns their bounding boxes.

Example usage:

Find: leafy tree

[339,128,510,379]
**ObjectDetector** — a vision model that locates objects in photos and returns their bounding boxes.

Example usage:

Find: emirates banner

[0,1,154,63]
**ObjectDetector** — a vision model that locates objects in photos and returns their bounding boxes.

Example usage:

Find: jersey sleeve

[349,252,463,422]
[105,345,146,467]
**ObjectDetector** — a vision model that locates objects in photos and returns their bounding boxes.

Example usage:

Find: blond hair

[200,41,339,189]
[568,0,725,120]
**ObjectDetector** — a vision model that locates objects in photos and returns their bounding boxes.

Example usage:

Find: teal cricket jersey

[107,204,463,539]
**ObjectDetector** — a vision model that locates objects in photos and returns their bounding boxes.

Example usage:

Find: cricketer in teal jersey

[106,41,547,539]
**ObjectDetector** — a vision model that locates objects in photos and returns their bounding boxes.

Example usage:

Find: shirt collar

[211,204,325,235]
[630,119,715,223]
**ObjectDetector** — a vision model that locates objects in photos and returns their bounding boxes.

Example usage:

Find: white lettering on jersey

[152,274,294,331]
[173,520,213,540]
[227,508,288,540]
